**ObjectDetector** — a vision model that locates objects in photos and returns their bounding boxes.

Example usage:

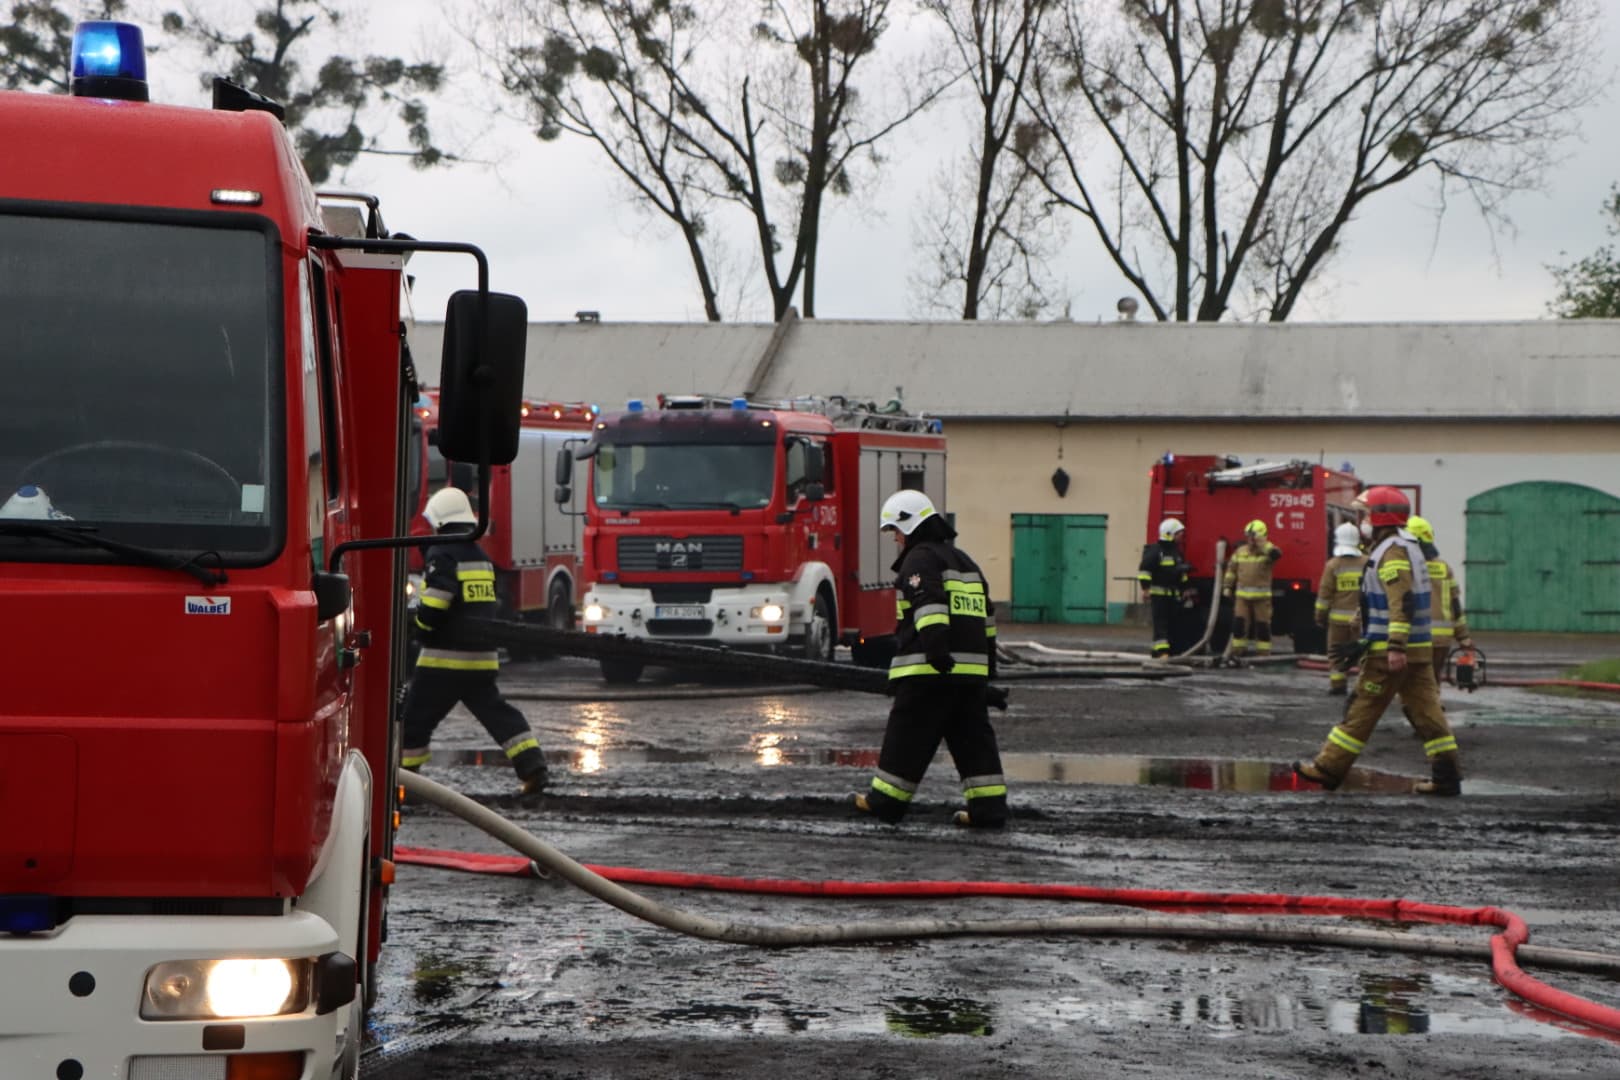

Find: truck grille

[617,535,742,572]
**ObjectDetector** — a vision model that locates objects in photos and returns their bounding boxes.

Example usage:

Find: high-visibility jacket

[1224,540,1281,599]
[1361,533,1432,655]
[1138,540,1190,597]
[1424,556,1471,642]
[889,538,995,682]
[413,535,502,671]
[1314,553,1367,625]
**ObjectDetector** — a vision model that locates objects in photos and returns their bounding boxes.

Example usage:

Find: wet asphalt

[365,630,1619,1078]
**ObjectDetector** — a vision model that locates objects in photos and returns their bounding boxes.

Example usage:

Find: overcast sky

[147,1,1620,325]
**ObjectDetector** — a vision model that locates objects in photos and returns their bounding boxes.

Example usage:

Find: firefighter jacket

[1315,553,1367,626]
[1138,540,1190,597]
[890,538,995,682]
[1361,533,1432,655]
[1422,552,1471,643]
[413,535,502,671]
[1223,540,1282,599]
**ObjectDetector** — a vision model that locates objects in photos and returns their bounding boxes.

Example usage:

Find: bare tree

[2,1,130,92]
[1021,0,1601,321]
[479,1,945,321]
[915,0,1061,319]
[162,0,446,184]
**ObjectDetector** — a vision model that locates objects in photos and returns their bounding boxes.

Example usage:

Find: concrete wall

[943,420,1620,612]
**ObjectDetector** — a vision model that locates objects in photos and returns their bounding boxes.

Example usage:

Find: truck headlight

[757,603,785,622]
[142,958,310,1020]
[583,603,607,622]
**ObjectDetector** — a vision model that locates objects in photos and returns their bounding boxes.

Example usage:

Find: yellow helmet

[1244,519,1267,540]
[1407,515,1434,545]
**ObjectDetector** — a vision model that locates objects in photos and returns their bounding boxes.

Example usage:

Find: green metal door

[1010,514,1107,624]
[1464,482,1620,632]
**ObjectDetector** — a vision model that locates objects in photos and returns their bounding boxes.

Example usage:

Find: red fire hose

[394,840,1620,1038]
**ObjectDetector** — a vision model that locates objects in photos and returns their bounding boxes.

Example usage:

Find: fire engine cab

[558,394,946,683]
[0,22,525,1080]
[1147,455,1362,653]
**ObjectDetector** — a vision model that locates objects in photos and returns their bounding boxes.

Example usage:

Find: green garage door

[1010,513,1106,624]
[1464,482,1620,632]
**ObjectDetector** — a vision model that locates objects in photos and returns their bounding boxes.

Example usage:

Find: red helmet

[1361,485,1409,527]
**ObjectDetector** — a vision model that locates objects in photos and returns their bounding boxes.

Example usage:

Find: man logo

[185,596,232,615]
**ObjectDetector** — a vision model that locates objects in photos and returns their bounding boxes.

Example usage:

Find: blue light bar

[0,895,57,935]
[70,21,149,101]
[626,399,645,413]
[731,397,748,410]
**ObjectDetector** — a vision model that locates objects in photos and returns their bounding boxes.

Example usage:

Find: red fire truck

[1146,455,1362,653]
[0,22,524,1079]
[558,395,946,683]
[408,389,596,628]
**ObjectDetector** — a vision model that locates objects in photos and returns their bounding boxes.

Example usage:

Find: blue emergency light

[0,895,57,935]
[70,21,149,102]
[626,399,645,413]
[730,397,748,410]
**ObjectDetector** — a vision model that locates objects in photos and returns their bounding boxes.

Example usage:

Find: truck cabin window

[595,442,775,511]
[0,212,278,559]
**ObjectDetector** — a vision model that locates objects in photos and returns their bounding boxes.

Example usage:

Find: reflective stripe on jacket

[1138,540,1189,597]
[1362,534,1432,653]
[889,540,994,682]
[1315,554,1367,624]
[413,535,502,670]
[1223,541,1281,599]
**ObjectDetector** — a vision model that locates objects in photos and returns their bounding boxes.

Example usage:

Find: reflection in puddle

[427,747,1540,794]
[884,996,995,1038]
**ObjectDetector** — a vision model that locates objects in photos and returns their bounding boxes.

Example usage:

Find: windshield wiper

[0,521,227,586]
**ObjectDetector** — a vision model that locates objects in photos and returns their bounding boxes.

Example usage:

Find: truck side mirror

[312,571,351,621]
[437,289,527,466]
[803,444,825,484]
[804,481,825,503]
[554,447,574,487]
[554,484,572,505]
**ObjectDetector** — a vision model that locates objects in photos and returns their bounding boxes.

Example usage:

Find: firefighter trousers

[1230,597,1272,654]
[1430,639,1452,685]
[1326,621,1360,689]
[1150,595,1180,658]
[865,677,1008,825]
[401,668,547,781]
[1307,653,1461,788]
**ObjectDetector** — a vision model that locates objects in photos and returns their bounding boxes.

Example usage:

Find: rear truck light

[128,1052,305,1080]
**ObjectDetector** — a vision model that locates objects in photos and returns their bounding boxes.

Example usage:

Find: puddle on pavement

[428,747,1540,795]
[883,996,996,1038]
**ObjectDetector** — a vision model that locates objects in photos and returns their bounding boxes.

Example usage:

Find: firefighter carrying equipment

[867,514,1007,826]
[1139,536,1190,658]
[1224,535,1282,655]
[1407,517,1474,683]
[403,530,547,789]
[1298,528,1460,796]
[424,485,478,528]
[879,489,938,536]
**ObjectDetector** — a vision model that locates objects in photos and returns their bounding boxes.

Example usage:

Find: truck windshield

[595,442,775,510]
[0,210,279,561]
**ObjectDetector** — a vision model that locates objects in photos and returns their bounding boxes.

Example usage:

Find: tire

[547,577,575,630]
[600,658,644,685]
[795,591,835,663]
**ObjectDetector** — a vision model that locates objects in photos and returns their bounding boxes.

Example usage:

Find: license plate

[654,605,706,619]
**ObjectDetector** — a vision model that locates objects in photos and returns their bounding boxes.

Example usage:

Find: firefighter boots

[1413,755,1462,797]
[519,764,549,796]
[952,809,1006,830]
[1292,760,1340,791]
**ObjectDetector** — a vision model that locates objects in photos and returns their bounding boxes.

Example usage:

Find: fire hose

[397,770,1620,1037]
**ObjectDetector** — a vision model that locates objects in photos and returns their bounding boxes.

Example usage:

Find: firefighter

[1406,516,1476,685]
[1138,517,1191,659]
[400,487,549,794]
[1294,487,1462,796]
[854,489,1008,828]
[1314,522,1367,695]
[1222,519,1282,658]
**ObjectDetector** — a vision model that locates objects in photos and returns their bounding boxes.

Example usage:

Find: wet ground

[367,627,1620,1078]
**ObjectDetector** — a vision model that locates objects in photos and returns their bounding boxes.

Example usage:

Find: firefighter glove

[926,648,956,675]
[986,685,1010,711]
[1329,637,1368,664]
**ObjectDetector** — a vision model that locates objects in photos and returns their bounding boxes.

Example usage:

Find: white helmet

[424,486,477,529]
[879,490,937,536]
[1333,522,1361,555]
[1158,517,1185,541]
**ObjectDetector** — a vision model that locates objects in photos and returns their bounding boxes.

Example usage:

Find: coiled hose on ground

[397,770,1620,1037]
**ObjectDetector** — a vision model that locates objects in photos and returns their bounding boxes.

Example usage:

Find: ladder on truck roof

[1206,459,1312,487]
[660,393,942,433]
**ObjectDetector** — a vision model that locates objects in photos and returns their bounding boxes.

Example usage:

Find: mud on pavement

[366,642,1620,1079]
